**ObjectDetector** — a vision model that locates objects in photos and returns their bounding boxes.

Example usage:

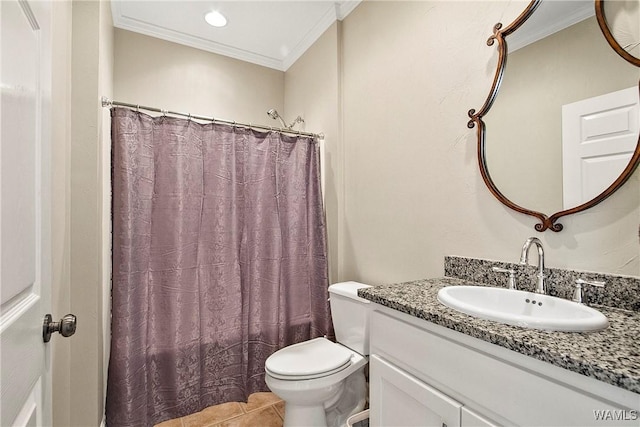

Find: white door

[562,86,640,209]
[370,355,462,427]
[1,1,54,425]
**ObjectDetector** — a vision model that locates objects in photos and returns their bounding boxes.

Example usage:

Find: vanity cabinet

[369,305,639,427]
[370,354,496,427]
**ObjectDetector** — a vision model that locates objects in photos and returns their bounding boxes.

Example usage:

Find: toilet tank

[328,281,372,355]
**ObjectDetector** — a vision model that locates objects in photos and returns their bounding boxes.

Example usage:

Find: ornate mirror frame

[468,0,640,232]
[596,0,640,66]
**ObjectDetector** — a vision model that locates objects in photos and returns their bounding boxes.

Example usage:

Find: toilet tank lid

[328,281,372,301]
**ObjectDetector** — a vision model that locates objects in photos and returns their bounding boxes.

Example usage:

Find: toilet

[265,281,372,427]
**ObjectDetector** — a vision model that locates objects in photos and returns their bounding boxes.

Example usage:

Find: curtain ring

[136,104,140,113]
[188,113,192,121]
[161,109,167,117]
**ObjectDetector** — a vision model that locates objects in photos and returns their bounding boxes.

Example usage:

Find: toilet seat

[265,337,354,380]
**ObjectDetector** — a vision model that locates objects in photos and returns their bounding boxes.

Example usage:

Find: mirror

[468,0,640,231]
[597,0,640,65]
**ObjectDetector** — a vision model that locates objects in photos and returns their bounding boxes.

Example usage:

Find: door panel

[0,0,52,425]
[1,0,38,306]
[13,378,41,427]
[562,86,639,208]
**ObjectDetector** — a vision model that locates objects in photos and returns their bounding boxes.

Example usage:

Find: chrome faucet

[572,279,606,304]
[519,237,546,294]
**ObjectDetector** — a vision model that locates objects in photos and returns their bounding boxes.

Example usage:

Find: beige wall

[284,22,342,283]
[113,29,285,124]
[51,1,72,426]
[67,0,113,425]
[99,0,114,418]
[336,0,639,282]
[488,16,640,214]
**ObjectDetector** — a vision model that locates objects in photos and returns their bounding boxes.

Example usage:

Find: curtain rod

[100,97,324,140]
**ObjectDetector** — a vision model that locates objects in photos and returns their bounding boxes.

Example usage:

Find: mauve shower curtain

[106,108,331,427]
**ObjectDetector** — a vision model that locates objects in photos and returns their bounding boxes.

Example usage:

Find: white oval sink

[437,286,609,332]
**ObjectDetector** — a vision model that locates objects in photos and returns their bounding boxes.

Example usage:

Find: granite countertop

[358,277,640,395]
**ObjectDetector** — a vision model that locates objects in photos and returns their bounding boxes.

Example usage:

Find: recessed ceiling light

[205,11,227,27]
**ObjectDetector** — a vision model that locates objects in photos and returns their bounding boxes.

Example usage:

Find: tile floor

[155,392,285,427]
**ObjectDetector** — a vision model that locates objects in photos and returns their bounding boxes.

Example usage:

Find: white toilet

[265,281,372,427]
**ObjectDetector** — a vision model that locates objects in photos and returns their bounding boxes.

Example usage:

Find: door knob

[43,314,77,343]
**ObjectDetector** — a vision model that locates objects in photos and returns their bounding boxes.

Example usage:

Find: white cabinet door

[370,355,462,427]
[0,1,53,425]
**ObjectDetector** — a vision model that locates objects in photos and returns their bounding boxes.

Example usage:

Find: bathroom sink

[437,286,608,332]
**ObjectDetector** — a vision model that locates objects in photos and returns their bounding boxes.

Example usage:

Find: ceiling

[111,1,361,71]
[509,0,594,51]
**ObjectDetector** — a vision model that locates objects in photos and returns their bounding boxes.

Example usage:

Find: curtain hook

[136,104,140,113]
[188,113,192,121]
[161,109,167,117]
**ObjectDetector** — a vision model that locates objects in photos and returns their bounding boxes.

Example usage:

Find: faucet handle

[572,279,606,304]
[492,266,516,290]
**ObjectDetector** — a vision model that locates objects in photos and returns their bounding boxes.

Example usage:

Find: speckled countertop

[358,277,640,395]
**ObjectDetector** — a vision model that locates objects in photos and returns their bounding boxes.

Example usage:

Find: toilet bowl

[265,282,372,427]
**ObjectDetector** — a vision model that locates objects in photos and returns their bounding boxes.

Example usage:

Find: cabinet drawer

[371,309,637,426]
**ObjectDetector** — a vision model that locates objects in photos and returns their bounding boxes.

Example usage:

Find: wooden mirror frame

[468,0,640,232]
[596,0,640,67]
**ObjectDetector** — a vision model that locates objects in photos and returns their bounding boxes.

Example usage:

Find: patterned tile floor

[155,392,285,427]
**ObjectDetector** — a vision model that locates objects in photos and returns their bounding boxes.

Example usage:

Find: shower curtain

[106,108,332,427]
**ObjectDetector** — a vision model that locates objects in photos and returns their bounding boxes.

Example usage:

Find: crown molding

[509,3,594,52]
[282,1,361,70]
[112,1,363,72]
[282,4,339,70]
[112,2,283,70]
[337,1,361,20]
